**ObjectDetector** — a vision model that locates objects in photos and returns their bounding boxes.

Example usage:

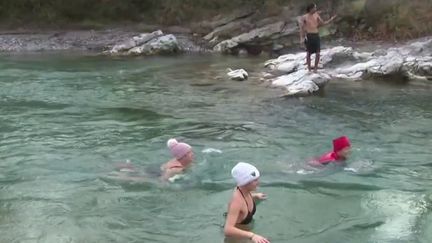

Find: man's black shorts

[304,33,320,54]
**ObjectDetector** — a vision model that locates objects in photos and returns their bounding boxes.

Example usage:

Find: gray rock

[109,30,164,54]
[104,30,185,56]
[265,46,354,73]
[262,38,432,97]
[163,26,192,34]
[273,69,330,97]
[213,21,294,53]
[128,34,178,55]
[203,18,253,42]
[133,30,164,46]
[176,34,208,53]
[227,68,248,81]
[203,8,256,30]
[213,39,238,53]
[110,39,136,53]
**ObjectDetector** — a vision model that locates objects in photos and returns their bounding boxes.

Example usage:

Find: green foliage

[0,0,430,40]
[347,0,432,40]
[0,0,287,26]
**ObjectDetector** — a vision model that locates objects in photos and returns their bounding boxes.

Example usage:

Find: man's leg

[306,52,312,71]
[314,50,320,72]
[314,34,321,72]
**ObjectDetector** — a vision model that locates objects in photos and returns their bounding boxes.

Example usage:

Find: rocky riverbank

[0,27,206,53]
[0,0,431,98]
[0,26,430,98]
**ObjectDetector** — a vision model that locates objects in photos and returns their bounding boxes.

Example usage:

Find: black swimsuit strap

[237,187,251,211]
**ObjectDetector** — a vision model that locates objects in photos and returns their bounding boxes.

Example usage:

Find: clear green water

[0,53,431,243]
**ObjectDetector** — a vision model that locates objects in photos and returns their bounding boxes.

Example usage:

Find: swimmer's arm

[318,14,337,26]
[298,16,306,42]
[115,163,135,171]
[224,202,255,240]
[160,163,167,171]
[307,159,325,167]
[161,167,183,181]
[251,192,267,200]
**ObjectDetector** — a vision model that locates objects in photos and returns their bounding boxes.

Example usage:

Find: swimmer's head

[231,162,260,190]
[306,3,317,13]
[167,138,194,166]
[333,136,351,159]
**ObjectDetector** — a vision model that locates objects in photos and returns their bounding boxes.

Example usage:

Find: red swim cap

[333,136,351,152]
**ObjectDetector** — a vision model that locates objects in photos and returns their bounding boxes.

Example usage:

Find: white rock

[227,68,248,81]
[261,37,432,97]
[128,34,178,55]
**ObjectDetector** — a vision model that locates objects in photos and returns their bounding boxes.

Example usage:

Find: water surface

[0,53,431,243]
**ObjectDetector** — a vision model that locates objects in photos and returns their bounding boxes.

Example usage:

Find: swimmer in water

[309,136,351,167]
[160,138,194,181]
[224,162,269,243]
[107,159,148,183]
[109,138,194,182]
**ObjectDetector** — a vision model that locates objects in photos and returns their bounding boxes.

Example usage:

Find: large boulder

[106,30,179,56]
[193,8,256,34]
[201,0,431,55]
[128,34,179,55]
[261,37,432,97]
[109,30,163,54]
[264,46,355,73]
[270,69,332,97]
[213,20,298,54]
[203,17,254,43]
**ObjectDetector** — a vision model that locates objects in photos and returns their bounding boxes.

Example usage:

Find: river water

[0,53,431,243]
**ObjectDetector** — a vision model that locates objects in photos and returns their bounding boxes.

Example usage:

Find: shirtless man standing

[299,3,337,72]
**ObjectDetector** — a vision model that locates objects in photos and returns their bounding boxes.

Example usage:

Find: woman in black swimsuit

[224,162,269,243]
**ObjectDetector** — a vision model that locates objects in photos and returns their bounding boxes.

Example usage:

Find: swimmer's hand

[344,167,357,173]
[251,233,270,243]
[280,21,287,32]
[252,192,267,200]
[299,39,306,50]
[168,174,185,183]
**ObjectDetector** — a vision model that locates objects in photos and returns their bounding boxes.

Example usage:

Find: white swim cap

[231,162,260,187]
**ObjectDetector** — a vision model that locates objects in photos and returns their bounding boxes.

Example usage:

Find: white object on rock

[227,68,248,81]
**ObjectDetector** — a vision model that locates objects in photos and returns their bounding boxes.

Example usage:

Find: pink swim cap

[333,136,351,153]
[167,138,192,160]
